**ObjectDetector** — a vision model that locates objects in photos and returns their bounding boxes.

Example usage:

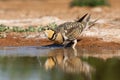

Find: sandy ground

[0,0,120,49]
[0,0,119,20]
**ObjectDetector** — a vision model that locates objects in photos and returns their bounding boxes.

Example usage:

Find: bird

[44,13,97,48]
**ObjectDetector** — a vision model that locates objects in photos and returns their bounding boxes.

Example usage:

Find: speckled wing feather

[55,22,84,40]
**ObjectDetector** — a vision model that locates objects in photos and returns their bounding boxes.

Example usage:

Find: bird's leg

[72,39,77,49]
[63,40,71,48]
[63,39,77,48]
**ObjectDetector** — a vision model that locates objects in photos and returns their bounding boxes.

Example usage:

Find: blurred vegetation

[48,22,57,29]
[0,23,57,33]
[70,0,109,7]
[0,23,58,38]
[0,24,9,32]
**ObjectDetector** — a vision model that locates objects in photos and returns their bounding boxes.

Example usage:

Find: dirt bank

[0,36,120,50]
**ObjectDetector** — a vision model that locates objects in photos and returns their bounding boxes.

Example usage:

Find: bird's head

[42,26,63,44]
[42,26,55,40]
[44,29,55,40]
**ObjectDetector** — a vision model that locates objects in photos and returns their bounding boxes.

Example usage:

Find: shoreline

[0,36,120,50]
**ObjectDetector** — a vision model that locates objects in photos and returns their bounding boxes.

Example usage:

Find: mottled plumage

[44,13,97,48]
[55,22,84,40]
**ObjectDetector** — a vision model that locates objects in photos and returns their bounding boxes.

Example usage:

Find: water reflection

[0,46,120,80]
[40,47,120,80]
[44,48,94,79]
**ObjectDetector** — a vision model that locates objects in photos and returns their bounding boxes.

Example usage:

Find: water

[0,46,120,80]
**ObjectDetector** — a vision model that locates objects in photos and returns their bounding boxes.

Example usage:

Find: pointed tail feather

[86,14,91,22]
[76,13,88,22]
[88,19,98,29]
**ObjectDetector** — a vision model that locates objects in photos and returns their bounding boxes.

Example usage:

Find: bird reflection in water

[44,47,95,79]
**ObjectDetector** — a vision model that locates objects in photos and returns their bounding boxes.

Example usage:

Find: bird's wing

[57,22,84,40]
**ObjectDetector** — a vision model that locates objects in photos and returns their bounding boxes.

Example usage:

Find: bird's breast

[54,32,64,44]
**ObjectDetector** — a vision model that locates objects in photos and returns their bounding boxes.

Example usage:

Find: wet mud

[0,36,120,50]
